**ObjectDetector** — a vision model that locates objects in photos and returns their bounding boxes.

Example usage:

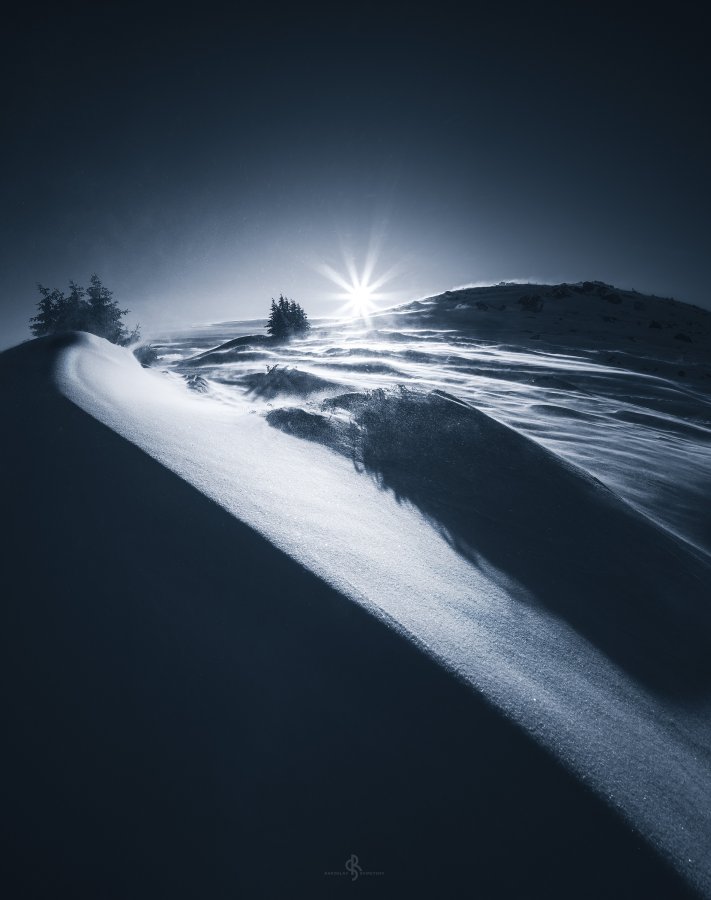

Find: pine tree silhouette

[29,275,139,345]
[85,274,131,343]
[30,286,64,336]
[265,294,310,339]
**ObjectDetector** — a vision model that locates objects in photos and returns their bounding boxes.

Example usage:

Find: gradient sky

[2,3,709,348]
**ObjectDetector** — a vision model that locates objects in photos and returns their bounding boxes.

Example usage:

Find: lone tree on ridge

[265,294,310,340]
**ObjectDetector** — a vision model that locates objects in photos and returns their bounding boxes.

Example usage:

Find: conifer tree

[265,294,310,339]
[28,275,139,344]
[85,274,130,343]
[58,280,88,332]
[30,285,64,337]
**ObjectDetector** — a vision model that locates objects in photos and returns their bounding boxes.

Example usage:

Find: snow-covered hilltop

[2,282,710,897]
[398,281,711,359]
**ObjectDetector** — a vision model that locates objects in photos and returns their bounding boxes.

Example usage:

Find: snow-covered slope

[53,281,711,896]
[3,281,710,896]
[161,281,711,558]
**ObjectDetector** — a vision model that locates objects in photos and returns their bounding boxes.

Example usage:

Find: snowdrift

[266,386,711,695]
[235,365,342,399]
[167,283,711,560]
[2,301,711,897]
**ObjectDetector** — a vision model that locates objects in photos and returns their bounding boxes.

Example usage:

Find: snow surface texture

[60,282,711,895]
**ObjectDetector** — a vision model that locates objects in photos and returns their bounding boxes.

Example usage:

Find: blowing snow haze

[1,4,710,346]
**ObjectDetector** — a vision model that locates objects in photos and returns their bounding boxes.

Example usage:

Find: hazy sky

[2,4,709,347]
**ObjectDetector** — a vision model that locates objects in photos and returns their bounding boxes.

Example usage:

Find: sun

[316,247,405,323]
[347,282,375,316]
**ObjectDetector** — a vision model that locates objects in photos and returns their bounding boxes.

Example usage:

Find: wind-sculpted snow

[165,282,711,557]
[234,366,342,400]
[6,334,699,898]
[266,387,711,694]
[56,282,711,895]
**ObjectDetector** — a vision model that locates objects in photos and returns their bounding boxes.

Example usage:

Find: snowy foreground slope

[2,282,710,897]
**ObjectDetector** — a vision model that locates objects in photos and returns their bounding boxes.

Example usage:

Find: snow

[52,279,711,895]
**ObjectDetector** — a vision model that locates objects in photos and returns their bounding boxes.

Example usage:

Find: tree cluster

[265,294,310,340]
[29,275,139,345]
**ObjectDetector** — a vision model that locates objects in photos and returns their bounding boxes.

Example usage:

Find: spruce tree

[28,276,139,344]
[85,274,130,343]
[59,280,88,332]
[265,294,310,339]
[30,285,64,336]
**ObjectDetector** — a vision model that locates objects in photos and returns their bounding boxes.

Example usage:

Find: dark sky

[2,3,709,347]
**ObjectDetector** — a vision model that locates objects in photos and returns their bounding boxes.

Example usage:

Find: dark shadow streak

[271,387,711,698]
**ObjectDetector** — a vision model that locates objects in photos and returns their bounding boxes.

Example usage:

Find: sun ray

[315,262,355,294]
[314,231,406,323]
[367,259,405,292]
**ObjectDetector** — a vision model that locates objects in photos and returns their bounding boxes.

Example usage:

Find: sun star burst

[316,246,404,323]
